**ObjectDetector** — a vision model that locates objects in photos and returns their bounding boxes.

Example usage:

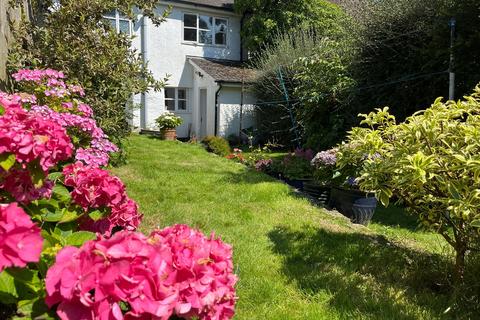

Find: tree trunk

[454,242,466,284]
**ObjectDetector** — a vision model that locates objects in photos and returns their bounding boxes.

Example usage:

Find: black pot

[285,178,305,190]
[303,181,331,205]
[329,187,377,221]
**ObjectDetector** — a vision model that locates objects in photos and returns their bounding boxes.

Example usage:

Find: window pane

[215,19,227,32]
[178,100,187,111]
[199,15,212,30]
[104,18,117,31]
[178,89,186,99]
[165,88,175,99]
[215,32,226,45]
[199,30,213,44]
[119,20,130,35]
[165,100,175,111]
[184,28,197,42]
[184,14,197,28]
[104,10,116,18]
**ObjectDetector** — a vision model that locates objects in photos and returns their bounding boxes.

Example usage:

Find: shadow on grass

[268,225,454,319]
[372,205,420,231]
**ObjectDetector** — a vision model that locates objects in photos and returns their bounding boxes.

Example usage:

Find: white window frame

[164,88,190,113]
[182,13,228,47]
[103,10,132,35]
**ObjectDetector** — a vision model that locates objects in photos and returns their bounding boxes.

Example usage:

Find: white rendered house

[105,0,257,139]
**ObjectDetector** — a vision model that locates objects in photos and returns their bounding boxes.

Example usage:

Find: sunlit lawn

[112,134,460,319]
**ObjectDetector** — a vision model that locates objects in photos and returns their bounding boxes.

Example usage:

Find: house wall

[133,3,242,133]
[218,86,256,138]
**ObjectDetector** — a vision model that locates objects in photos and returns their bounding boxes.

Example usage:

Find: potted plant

[281,149,315,190]
[308,149,338,205]
[155,112,183,141]
[329,144,378,225]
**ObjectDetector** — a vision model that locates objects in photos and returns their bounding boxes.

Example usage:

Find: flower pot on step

[161,128,177,141]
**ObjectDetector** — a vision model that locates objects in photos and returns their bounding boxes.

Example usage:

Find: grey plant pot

[352,197,378,225]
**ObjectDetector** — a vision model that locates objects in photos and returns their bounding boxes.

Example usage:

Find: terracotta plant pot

[161,128,177,141]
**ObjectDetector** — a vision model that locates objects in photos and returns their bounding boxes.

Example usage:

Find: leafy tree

[337,87,480,282]
[235,0,345,54]
[250,21,354,149]
[7,0,170,162]
[339,0,480,122]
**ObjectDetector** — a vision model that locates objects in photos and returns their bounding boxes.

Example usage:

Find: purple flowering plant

[311,148,340,186]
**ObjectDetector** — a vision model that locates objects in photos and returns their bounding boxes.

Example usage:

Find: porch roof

[163,0,235,12]
[188,57,257,84]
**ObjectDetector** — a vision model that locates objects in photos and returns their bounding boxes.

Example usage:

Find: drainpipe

[214,82,223,136]
[140,14,148,129]
[240,13,245,62]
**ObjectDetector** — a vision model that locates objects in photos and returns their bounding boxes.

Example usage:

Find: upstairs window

[183,14,227,46]
[165,88,188,112]
[103,10,131,35]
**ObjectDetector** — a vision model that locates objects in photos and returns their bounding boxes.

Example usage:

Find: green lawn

[112,134,459,320]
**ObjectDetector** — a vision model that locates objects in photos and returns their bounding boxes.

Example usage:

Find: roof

[188,57,257,83]
[163,0,235,12]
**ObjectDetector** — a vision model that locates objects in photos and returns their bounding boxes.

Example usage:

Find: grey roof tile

[189,57,257,83]
[164,0,235,11]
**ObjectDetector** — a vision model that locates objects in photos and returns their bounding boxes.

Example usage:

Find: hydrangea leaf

[0,271,18,304]
[52,184,71,202]
[65,231,96,247]
[0,153,16,171]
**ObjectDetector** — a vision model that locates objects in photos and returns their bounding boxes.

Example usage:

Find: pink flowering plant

[0,69,237,320]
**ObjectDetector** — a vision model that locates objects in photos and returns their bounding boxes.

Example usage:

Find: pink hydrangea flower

[30,105,117,167]
[45,231,179,320]
[46,226,237,320]
[12,69,64,83]
[0,203,43,272]
[151,225,238,320]
[0,169,53,204]
[63,162,142,233]
[0,99,73,171]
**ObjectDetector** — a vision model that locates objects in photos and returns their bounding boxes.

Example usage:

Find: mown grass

[112,134,470,319]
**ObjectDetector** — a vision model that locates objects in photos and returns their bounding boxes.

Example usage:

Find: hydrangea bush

[311,149,338,186]
[0,69,237,319]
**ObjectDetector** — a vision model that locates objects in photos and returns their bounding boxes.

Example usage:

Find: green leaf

[0,270,18,304]
[471,220,480,228]
[28,161,46,188]
[47,172,63,181]
[65,231,96,247]
[6,268,41,294]
[59,209,80,224]
[52,184,71,202]
[54,222,76,238]
[88,209,105,221]
[0,153,16,171]
[41,209,65,222]
[14,297,56,320]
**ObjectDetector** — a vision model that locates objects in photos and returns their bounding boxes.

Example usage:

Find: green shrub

[337,86,480,282]
[201,136,231,157]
